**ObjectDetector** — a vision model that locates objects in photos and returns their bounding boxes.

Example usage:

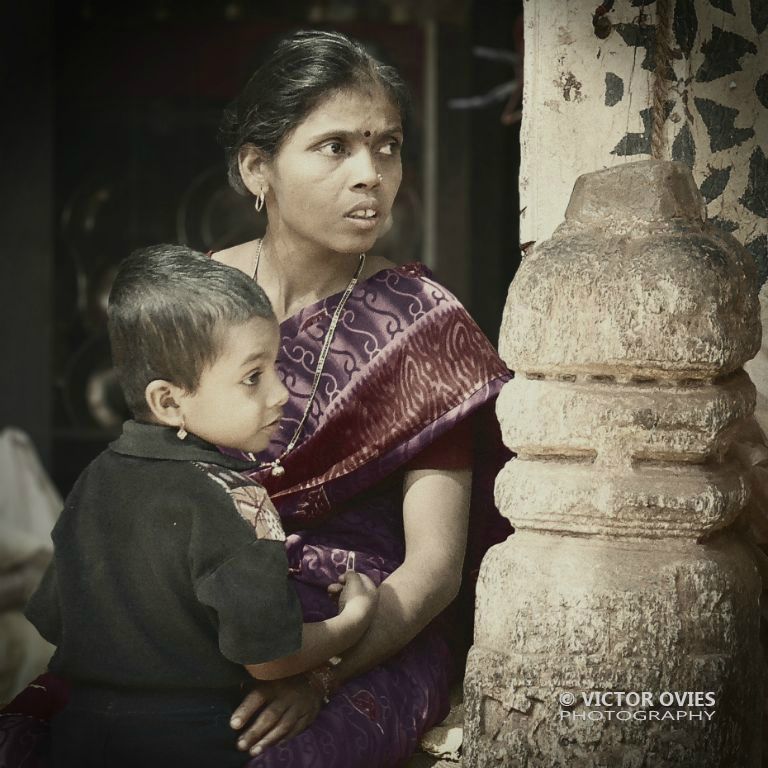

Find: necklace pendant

[253,251,365,476]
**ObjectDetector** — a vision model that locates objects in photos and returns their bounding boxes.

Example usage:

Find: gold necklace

[252,238,366,477]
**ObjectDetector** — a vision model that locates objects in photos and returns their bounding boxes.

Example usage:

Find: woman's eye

[319,141,347,157]
[379,140,401,156]
[242,371,262,386]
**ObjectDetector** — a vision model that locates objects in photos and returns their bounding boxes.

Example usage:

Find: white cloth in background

[744,283,768,434]
[739,283,768,553]
[0,427,61,706]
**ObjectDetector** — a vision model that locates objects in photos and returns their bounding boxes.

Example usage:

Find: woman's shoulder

[369,259,462,309]
[391,261,435,281]
[210,240,258,276]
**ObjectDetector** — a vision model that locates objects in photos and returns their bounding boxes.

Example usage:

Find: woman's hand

[230,676,323,757]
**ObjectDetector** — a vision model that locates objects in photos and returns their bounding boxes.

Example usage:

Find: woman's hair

[220,29,410,196]
[107,244,274,418]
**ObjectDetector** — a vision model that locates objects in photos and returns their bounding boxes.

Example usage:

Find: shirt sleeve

[24,560,63,647]
[193,539,303,665]
[186,471,304,666]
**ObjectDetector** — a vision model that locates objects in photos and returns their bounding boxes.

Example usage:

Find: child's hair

[108,244,274,419]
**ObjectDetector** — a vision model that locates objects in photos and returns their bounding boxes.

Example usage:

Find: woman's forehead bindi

[301,89,401,131]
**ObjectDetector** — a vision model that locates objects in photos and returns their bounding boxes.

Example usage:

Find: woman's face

[262,87,403,255]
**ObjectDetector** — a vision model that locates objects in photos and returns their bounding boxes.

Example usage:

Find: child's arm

[245,571,377,680]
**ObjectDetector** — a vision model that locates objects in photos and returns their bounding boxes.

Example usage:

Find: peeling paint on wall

[699,166,732,203]
[604,72,624,105]
[752,0,768,35]
[695,98,756,152]
[746,235,768,284]
[615,22,674,77]
[612,102,673,156]
[757,72,768,108]
[674,0,699,55]
[695,27,757,82]
[672,123,696,168]
[560,71,584,102]
[521,0,767,288]
[740,147,768,218]
[708,0,735,15]
[710,216,740,233]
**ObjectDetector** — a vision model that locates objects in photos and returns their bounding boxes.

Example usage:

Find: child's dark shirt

[25,420,303,693]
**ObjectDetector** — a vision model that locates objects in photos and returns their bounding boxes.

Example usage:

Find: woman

[214,30,511,765]
[1,30,511,768]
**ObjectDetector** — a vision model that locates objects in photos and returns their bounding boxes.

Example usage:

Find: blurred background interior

[2,0,523,495]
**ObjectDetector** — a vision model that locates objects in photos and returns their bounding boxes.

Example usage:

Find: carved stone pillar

[464,159,763,766]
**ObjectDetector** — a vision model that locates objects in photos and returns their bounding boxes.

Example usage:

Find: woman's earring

[177,420,188,440]
[255,189,265,212]
[377,173,383,182]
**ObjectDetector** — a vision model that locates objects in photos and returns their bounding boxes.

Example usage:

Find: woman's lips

[345,210,379,230]
[344,199,380,230]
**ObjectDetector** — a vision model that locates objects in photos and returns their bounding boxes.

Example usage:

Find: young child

[25,245,378,768]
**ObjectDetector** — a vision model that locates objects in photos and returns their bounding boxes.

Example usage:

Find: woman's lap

[0,714,50,768]
[247,625,452,768]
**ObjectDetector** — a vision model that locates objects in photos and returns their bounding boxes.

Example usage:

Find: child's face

[179,316,287,454]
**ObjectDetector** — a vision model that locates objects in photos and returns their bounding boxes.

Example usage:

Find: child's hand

[332,571,378,621]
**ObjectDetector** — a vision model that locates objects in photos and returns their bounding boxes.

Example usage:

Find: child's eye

[318,140,347,157]
[242,371,262,386]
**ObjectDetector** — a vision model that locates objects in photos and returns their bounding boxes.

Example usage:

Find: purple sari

[0,263,510,768]
[240,263,510,767]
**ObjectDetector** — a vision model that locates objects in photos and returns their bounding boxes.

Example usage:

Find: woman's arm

[333,466,471,679]
[232,467,472,754]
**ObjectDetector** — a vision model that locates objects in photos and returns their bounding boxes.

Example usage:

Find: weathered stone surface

[465,532,761,767]
[500,163,761,379]
[466,160,762,766]
[497,371,756,464]
[495,459,749,538]
[473,532,758,655]
[744,284,768,431]
[563,160,705,227]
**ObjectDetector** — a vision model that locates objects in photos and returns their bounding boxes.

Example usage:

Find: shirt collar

[110,420,256,471]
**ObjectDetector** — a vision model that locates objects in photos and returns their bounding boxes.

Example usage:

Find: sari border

[262,297,511,495]
[270,372,509,506]
[318,296,488,427]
